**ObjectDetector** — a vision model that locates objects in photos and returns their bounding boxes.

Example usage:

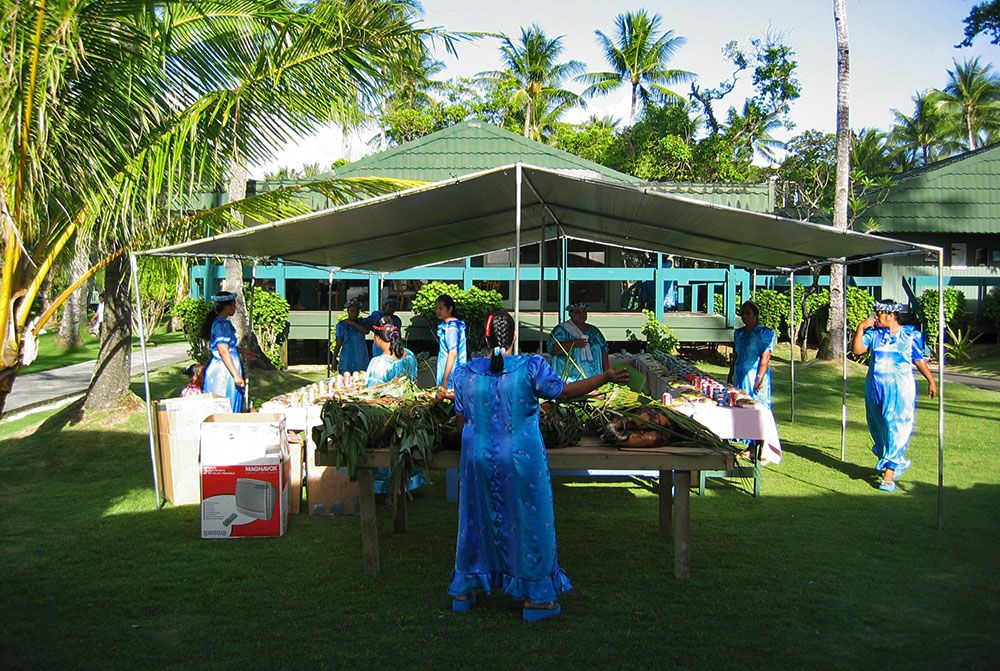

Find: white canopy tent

[137,164,946,527]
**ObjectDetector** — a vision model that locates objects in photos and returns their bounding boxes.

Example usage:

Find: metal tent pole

[841,265,848,461]
[789,270,795,423]
[129,252,162,510]
[245,262,256,410]
[514,163,522,354]
[326,268,335,378]
[751,269,757,301]
[937,252,945,530]
[538,220,546,354]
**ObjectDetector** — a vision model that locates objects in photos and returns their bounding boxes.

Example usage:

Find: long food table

[316,438,732,579]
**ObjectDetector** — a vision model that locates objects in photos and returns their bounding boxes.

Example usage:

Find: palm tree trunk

[629,84,638,126]
[225,163,251,344]
[523,102,531,138]
[84,255,133,410]
[967,110,976,151]
[58,236,90,347]
[820,0,850,361]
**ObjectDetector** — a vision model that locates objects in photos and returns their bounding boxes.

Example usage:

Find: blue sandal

[878,481,896,492]
[451,594,477,613]
[522,603,561,622]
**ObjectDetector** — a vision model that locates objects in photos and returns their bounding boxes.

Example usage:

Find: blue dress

[546,323,608,382]
[365,349,427,495]
[448,355,571,605]
[335,319,370,373]
[863,325,925,477]
[203,317,244,412]
[364,311,403,358]
[365,350,418,388]
[435,319,467,388]
[733,324,777,408]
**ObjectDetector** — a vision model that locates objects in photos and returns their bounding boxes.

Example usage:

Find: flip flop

[523,603,561,622]
[878,481,896,492]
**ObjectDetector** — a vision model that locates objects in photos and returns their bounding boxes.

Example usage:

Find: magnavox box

[200,414,290,539]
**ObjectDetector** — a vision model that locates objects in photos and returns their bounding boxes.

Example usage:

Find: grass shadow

[782,440,876,483]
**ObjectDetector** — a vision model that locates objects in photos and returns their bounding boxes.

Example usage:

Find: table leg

[358,469,380,576]
[673,470,691,579]
[392,485,407,533]
[658,470,672,537]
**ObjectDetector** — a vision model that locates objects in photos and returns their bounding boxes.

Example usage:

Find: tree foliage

[959,1,1000,46]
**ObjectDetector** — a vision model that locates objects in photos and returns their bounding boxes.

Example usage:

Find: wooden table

[317,438,732,579]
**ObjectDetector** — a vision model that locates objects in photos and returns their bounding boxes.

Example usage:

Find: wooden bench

[317,437,732,579]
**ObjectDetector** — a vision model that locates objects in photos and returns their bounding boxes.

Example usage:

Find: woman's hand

[754,376,764,393]
[928,379,938,399]
[604,367,630,385]
[858,316,876,331]
[234,375,246,388]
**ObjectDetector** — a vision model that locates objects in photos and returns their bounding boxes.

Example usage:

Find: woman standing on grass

[727,300,776,408]
[201,292,246,412]
[434,294,466,390]
[852,300,937,492]
[333,298,370,374]
[447,310,628,622]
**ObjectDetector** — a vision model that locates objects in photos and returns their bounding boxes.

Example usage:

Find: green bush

[806,286,875,335]
[171,297,213,363]
[918,287,966,348]
[249,291,290,368]
[982,287,1000,332]
[411,281,504,352]
[637,309,679,355]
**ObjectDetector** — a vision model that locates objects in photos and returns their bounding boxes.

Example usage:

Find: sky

[250,0,1000,178]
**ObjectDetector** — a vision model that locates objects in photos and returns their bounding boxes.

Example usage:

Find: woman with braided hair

[365,315,417,387]
[365,315,425,495]
[852,299,937,492]
[448,309,628,621]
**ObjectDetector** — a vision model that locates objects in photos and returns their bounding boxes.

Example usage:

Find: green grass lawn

[1,352,997,670]
[25,324,186,374]
[945,343,1000,379]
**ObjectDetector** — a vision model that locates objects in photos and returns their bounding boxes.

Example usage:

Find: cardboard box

[200,414,290,538]
[305,438,360,517]
[155,395,232,506]
[286,431,304,514]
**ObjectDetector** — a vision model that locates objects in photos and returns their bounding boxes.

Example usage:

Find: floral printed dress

[203,317,243,412]
[448,354,571,605]
[862,325,926,476]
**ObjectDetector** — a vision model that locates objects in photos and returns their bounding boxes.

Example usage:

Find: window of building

[950,243,967,268]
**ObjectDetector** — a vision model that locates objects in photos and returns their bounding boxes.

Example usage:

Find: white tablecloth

[630,355,782,465]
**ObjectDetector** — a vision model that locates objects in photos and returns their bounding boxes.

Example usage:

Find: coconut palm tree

[725,100,785,162]
[934,57,1000,151]
[0,0,452,415]
[890,91,963,165]
[481,25,586,140]
[581,10,693,126]
[821,0,851,362]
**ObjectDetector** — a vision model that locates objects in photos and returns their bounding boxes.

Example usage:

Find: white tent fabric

[144,164,931,271]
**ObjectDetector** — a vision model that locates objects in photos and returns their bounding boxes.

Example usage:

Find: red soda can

[728,391,738,406]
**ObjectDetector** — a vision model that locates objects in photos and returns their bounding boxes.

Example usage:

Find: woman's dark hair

[373,315,405,358]
[200,292,235,340]
[485,309,515,373]
[182,363,203,379]
[436,293,457,319]
[740,300,760,318]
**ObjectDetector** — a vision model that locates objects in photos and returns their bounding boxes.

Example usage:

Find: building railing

[191,260,998,329]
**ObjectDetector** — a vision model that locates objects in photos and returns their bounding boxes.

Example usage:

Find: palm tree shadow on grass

[781,440,876,483]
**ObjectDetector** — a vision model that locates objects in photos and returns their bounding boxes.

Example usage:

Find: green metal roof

[646,181,772,213]
[331,122,643,185]
[867,143,1000,233]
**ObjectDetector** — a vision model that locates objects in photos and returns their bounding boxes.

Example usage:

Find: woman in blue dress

[200,292,246,412]
[852,300,937,492]
[434,294,467,389]
[727,300,777,408]
[332,298,370,374]
[365,315,427,495]
[448,310,628,621]
[546,303,610,382]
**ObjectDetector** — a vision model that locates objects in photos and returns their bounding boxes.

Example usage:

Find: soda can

[662,392,672,406]
[729,391,738,406]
